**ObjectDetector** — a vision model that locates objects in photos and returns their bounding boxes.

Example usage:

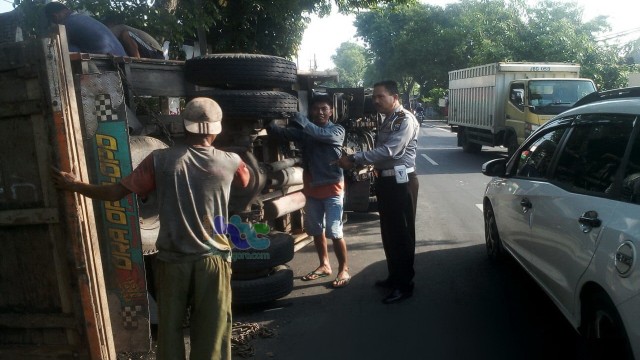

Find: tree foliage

[13,0,411,60]
[331,41,368,87]
[352,0,637,97]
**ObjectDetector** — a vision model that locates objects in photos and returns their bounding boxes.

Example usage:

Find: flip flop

[301,270,330,281]
[332,275,351,288]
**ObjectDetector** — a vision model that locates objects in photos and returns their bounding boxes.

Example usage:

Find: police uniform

[351,105,420,292]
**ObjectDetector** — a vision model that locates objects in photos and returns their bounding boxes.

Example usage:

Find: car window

[621,132,640,204]
[515,128,566,179]
[553,117,634,194]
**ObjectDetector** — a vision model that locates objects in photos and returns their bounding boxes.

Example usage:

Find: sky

[296,0,640,71]
[1,0,637,70]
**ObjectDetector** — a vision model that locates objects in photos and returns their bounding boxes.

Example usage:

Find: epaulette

[391,111,406,131]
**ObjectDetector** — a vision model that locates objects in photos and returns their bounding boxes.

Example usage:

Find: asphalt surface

[116,120,583,360]
[231,120,582,360]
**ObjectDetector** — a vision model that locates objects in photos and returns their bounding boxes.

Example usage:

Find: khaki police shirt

[353,105,419,170]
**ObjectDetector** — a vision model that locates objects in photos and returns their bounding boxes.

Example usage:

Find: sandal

[332,275,351,288]
[301,270,331,281]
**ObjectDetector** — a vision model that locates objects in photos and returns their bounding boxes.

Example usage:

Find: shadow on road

[233,242,580,360]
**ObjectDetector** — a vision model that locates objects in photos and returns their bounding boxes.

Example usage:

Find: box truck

[448,62,597,155]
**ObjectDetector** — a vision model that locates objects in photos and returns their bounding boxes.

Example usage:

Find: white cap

[183,98,223,135]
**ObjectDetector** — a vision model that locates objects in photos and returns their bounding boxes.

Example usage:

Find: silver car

[482,87,640,359]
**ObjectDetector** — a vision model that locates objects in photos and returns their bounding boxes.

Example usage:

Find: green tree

[15,0,412,60]
[354,0,633,93]
[331,41,368,87]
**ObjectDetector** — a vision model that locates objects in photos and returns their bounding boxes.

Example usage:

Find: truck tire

[130,136,168,254]
[184,54,297,89]
[460,130,482,154]
[189,90,298,119]
[506,134,519,158]
[231,265,294,305]
[231,231,294,273]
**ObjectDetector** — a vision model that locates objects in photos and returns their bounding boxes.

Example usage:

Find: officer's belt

[377,167,415,177]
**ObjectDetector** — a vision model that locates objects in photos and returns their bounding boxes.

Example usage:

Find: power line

[596,27,640,42]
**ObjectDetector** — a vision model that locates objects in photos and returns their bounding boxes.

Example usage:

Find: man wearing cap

[336,80,419,305]
[52,98,250,360]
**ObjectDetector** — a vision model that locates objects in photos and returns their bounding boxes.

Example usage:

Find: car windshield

[528,80,597,115]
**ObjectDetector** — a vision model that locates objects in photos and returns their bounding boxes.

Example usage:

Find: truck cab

[505,78,597,151]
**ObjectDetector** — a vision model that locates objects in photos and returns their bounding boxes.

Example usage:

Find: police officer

[336,80,419,304]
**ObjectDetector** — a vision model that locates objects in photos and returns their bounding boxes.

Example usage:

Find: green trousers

[155,255,232,360]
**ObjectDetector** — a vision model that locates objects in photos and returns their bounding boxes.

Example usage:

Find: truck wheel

[188,90,298,119]
[130,136,168,254]
[184,54,297,89]
[231,265,293,305]
[506,135,519,158]
[461,131,482,153]
[231,231,294,272]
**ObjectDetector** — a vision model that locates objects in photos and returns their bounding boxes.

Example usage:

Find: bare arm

[119,32,141,58]
[232,160,250,188]
[51,167,131,201]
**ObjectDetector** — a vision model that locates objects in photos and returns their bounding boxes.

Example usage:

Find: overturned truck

[0,25,377,358]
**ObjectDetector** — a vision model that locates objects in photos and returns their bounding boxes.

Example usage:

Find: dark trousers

[375,172,419,291]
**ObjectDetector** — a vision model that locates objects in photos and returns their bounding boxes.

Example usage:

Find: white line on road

[476,204,483,212]
[417,147,460,150]
[421,154,438,165]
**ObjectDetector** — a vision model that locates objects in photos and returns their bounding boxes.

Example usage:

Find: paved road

[232,120,581,360]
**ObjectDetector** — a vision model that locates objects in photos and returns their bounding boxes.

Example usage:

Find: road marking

[417,147,460,150]
[435,126,452,133]
[421,154,438,165]
[476,204,483,212]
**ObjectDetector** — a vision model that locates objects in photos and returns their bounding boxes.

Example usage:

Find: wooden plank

[0,208,58,226]
[0,41,39,72]
[0,100,43,118]
[0,345,89,360]
[0,313,76,328]
[46,28,116,360]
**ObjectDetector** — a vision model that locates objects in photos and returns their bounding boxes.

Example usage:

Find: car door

[489,124,568,266]
[524,115,635,316]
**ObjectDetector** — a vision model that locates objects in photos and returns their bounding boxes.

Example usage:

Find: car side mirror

[482,158,507,177]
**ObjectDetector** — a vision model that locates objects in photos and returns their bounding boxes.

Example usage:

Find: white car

[482,87,640,359]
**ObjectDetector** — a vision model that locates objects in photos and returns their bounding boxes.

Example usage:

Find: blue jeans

[304,194,344,239]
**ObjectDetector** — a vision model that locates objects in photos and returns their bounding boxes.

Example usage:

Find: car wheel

[484,204,504,261]
[580,292,633,359]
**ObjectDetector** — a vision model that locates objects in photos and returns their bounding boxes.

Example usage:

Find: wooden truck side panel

[0,36,115,359]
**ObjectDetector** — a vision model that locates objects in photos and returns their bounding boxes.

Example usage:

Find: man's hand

[51,166,78,191]
[335,155,355,170]
[51,166,131,201]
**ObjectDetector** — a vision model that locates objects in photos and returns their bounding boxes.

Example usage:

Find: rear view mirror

[482,158,507,177]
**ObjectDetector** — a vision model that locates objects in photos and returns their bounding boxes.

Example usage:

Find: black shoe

[374,278,393,288]
[382,288,413,304]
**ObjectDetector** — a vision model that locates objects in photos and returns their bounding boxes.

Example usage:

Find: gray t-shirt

[152,144,241,262]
